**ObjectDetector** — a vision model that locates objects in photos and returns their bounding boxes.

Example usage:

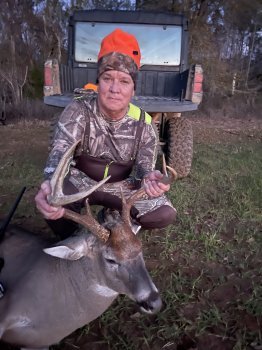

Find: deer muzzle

[137,291,162,314]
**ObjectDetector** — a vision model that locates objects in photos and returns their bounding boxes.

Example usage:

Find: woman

[35,29,176,238]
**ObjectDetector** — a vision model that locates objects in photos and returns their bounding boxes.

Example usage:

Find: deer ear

[43,235,90,260]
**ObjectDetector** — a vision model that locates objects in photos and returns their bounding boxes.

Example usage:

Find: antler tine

[48,140,111,207]
[161,154,178,184]
[121,187,146,227]
[162,153,168,177]
[63,199,110,243]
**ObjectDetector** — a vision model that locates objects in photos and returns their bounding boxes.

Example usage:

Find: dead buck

[0,141,177,350]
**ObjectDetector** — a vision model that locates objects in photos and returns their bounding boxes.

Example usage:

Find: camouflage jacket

[44,92,159,190]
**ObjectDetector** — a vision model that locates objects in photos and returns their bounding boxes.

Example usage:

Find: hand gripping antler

[121,154,178,228]
[48,140,111,242]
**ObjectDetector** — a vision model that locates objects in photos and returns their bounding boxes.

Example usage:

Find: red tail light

[44,63,53,87]
[192,65,203,104]
[44,59,61,96]
[193,70,203,93]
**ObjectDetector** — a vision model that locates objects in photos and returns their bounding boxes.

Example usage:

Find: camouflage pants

[100,179,175,218]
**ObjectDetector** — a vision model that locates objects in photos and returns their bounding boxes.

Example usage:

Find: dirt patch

[191,116,262,144]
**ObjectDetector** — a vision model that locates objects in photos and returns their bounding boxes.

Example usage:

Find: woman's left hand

[143,170,170,198]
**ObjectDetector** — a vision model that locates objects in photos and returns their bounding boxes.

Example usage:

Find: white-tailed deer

[0,141,177,350]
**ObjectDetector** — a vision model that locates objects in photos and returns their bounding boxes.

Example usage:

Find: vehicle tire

[163,116,193,178]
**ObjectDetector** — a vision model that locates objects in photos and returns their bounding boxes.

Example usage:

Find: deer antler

[121,155,177,228]
[48,140,110,207]
[48,144,177,243]
[63,199,110,242]
[48,140,111,242]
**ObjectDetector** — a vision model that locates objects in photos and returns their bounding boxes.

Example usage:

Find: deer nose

[137,291,162,314]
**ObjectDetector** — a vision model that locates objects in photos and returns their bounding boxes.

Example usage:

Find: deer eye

[105,258,119,266]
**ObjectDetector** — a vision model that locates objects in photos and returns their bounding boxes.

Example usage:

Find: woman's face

[97,70,135,121]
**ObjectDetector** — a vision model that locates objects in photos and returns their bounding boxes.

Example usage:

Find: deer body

[0,224,160,349]
[0,141,176,349]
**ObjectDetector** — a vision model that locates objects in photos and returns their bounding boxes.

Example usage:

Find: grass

[0,121,261,350]
[91,141,262,349]
[0,123,49,225]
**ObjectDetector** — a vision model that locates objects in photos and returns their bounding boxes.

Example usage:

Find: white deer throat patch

[8,316,31,330]
[92,284,118,298]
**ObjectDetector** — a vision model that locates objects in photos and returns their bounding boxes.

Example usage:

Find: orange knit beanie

[98,28,141,68]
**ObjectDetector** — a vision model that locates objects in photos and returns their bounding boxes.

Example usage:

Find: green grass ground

[0,118,261,350]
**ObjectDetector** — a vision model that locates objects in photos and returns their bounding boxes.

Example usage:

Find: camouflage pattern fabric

[44,92,175,216]
[97,52,138,83]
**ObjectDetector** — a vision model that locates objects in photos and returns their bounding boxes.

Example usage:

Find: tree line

[0,0,261,112]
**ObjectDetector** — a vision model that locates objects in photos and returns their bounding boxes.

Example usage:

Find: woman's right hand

[35,180,64,220]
